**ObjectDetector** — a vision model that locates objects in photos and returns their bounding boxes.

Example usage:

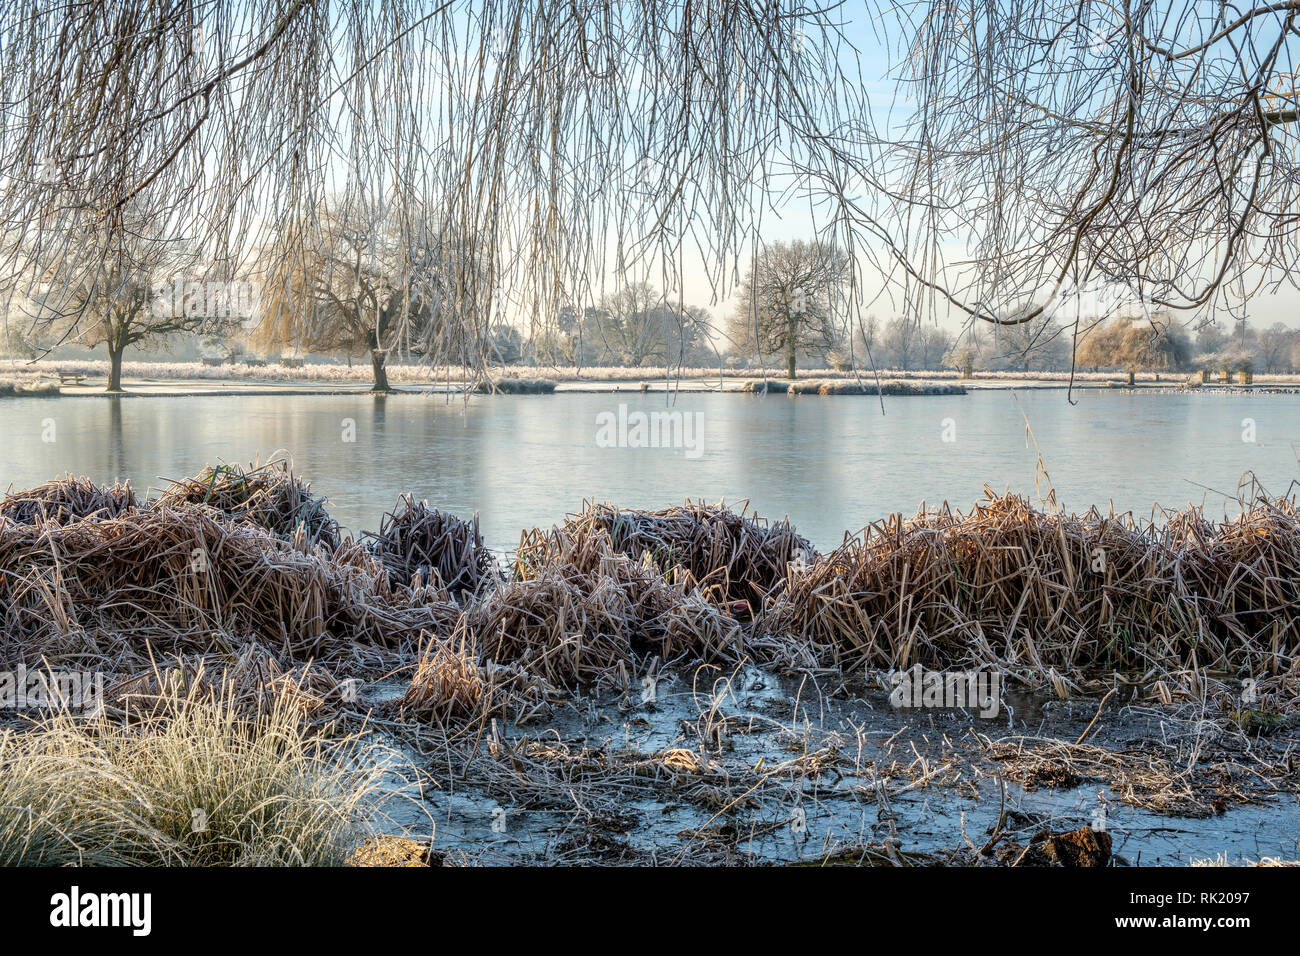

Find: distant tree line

[7,219,1298,387]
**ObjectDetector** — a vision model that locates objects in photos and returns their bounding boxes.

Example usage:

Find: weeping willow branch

[883,0,1300,338]
[0,0,894,377]
[4,0,1296,378]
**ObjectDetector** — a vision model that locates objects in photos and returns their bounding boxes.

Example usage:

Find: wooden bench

[56,372,85,386]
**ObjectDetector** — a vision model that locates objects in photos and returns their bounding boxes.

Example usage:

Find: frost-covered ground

[11,357,1287,385]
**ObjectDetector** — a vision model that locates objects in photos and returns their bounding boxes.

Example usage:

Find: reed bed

[0,475,137,524]
[472,378,558,394]
[4,463,1300,718]
[785,380,966,396]
[398,631,557,729]
[525,501,815,617]
[763,490,1300,689]
[154,459,340,549]
[0,503,459,667]
[363,495,498,595]
[740,379,964,395]
[105,645,342,721]
[483,526,743,687]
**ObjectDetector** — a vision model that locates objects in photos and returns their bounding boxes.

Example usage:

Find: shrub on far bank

[0,378,60,396]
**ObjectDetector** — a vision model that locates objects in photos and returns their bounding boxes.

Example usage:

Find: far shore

[4,358,1299,396]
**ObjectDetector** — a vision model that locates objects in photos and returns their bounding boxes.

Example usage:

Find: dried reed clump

[105,645,342,721]
[762,490,1300,686]
[0,503,460,667]
[523,501,815,617]
[154,459,340,549]
[398,632,557,728]
[0,475,137,524]
[363,495,498,595]
[479,526,742,687]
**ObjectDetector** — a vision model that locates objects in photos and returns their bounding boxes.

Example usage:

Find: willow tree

[4,1,1293,389]
[1077,315,1193,381]
[883,1,1300,388]
[254,196,453,390]
[0,1,888,377]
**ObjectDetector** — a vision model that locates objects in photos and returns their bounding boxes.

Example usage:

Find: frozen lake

[3,388,1298,552]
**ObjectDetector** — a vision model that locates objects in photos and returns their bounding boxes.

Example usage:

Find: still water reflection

[3,389,1297,552]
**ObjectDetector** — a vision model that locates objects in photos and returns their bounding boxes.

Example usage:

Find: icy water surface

[3,389,1300,552]
[362,670,1300,866]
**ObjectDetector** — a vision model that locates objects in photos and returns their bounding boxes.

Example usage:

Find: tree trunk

[370,348,391,392]
[107,341,124,392]
[786,312,797,379]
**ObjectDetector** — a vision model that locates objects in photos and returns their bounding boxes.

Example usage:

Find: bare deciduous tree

[11,203,225,390]
[0,2,888,379]
[580,282,712,367]
[727,240,850,378]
